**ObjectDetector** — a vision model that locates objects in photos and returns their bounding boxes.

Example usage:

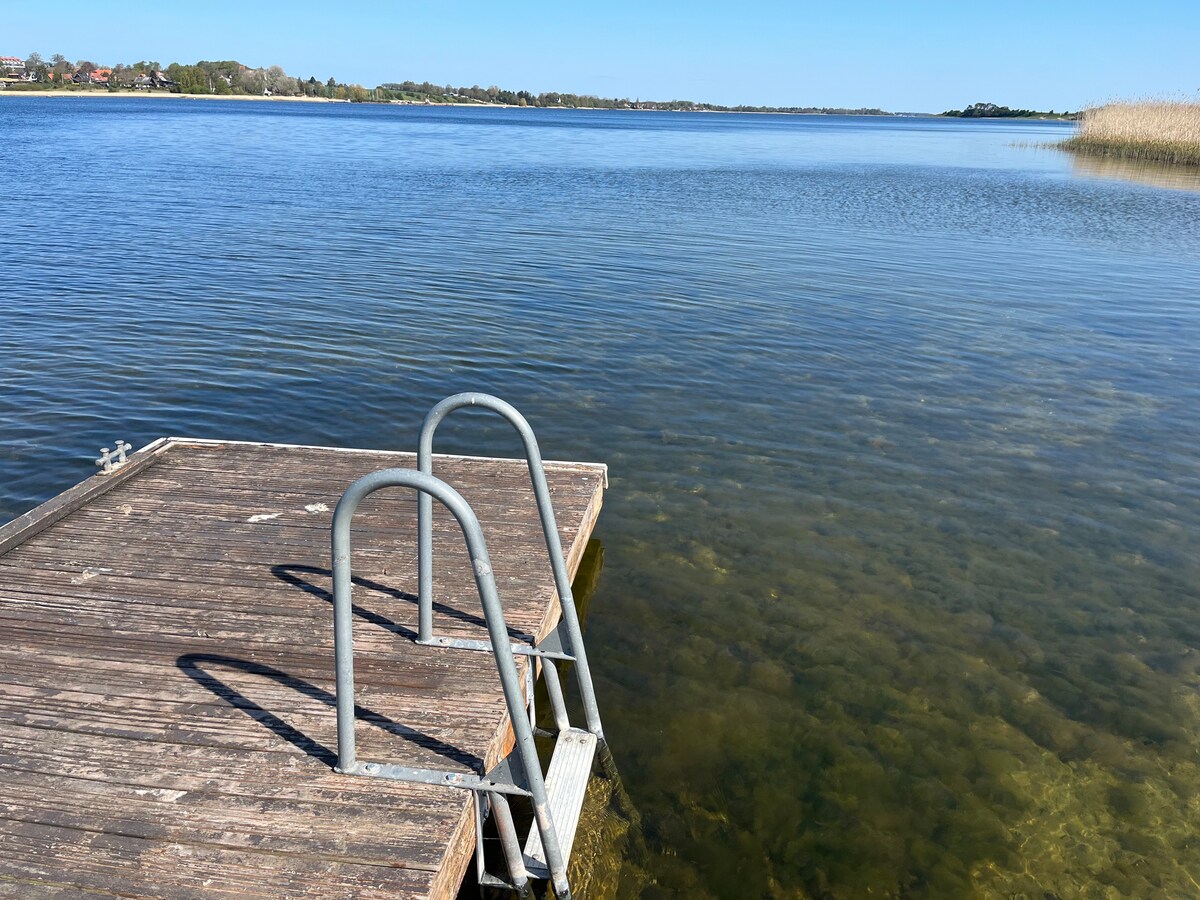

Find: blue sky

[6,1,1198,111]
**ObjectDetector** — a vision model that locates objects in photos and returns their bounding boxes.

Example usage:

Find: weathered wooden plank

[130,454,602,509]
[0,595,536,658]
[0,875,113,899]
[0,525,584,641]
[0,509,582,566]
[0,776,456,868]
[0,591,523,649]
[0,819,432,899]
[0,624,502,682]
[58,505,588,546]
[0,680,494,748]
[151,438,606,477]
[0,577,435,627]
[119,466,600,498]
[0,655,507,724]
[0,566,560,611]
[0,528,575,584]
[68,466,599,508]
[0,663,514,762]
[0,721,470,806]
[0,568,559,634]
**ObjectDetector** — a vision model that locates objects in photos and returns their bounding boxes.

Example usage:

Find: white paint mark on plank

[70,567,110,585]
[133,788,187,802]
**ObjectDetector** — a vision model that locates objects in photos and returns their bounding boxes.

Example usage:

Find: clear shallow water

[3,99,1200,897]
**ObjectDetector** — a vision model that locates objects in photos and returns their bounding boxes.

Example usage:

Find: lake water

[3,99,1200,898]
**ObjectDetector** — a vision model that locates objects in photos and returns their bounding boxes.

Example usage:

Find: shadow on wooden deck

[271,563,529,641]
[178,652,484,770]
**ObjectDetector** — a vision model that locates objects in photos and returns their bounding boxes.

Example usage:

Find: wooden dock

[0,437,606,898]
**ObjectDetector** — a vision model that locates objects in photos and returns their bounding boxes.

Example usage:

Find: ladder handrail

[417,392,604,740]
[331,468,571,896]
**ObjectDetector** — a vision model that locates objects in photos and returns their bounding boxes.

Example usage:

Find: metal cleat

[95,440,133,475]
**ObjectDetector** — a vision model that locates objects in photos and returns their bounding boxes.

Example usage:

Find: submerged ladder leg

[525,655,537,731]
[541,658,571,734]
[474,792,488,893]
[491,793,530,895]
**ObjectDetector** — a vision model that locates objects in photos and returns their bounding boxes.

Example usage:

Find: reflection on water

[1072,152,1200,192]
[2,101,1200,898]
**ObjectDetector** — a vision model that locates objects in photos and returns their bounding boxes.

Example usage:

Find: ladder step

[522,728,598,879]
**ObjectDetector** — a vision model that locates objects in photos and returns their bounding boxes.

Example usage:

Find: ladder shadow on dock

[177,652,483,770]
[271,563,531,642]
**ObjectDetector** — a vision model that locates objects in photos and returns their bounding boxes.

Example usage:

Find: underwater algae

[585,377,1200,899]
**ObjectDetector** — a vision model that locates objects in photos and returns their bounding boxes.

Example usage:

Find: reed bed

[1061,101,1200,166]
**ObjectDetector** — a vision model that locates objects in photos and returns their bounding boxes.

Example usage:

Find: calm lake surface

[3,99,1200,898]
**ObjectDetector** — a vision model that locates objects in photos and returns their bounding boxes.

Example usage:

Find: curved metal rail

[331,468,571,898]
[417,392,604,740]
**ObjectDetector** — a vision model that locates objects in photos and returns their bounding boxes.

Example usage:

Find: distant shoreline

[0,89,909,115]
[0,90,1074,120]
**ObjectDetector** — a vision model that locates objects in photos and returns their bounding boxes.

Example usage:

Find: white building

[0,56,24,80]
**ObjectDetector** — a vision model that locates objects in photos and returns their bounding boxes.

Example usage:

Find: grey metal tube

[490,792,530,894]
[331,478,362,774]
[473,792,487,888]
[417,392,604,740]
[525,655,537,731]
[541,659,571,734]
[331,467,570,891]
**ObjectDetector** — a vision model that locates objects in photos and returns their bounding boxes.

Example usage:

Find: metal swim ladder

[417,392,604,743]
[330,396,606,898]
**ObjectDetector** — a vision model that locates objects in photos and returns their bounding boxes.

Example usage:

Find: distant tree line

[941,101,1077,119]
[374,80,893,114]
[719,105,891,115]
[12,52,368,100]
[165,61,369,101]
[11,49,903,113]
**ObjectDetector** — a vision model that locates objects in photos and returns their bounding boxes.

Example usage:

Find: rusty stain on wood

[0,438,606,898]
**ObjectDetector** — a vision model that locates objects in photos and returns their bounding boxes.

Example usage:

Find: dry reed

[1061,101,1200,166]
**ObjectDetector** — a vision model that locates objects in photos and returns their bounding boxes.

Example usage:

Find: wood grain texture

[0,439,606,899]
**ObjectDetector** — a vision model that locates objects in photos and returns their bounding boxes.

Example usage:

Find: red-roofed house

[73,67,111,85]
[0,56,24,81]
